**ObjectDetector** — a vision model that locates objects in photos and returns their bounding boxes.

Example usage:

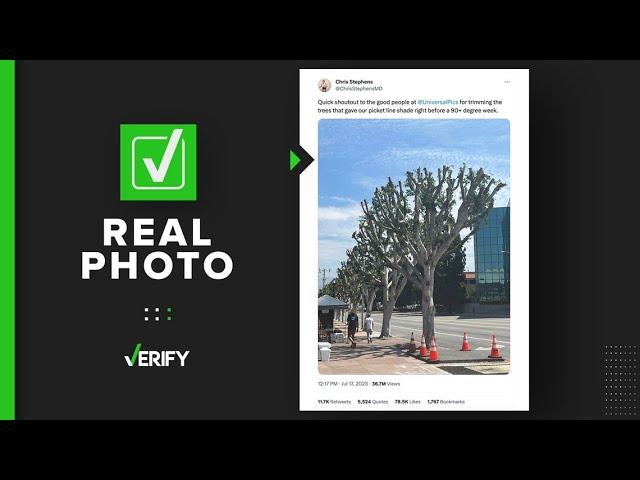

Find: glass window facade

[473,206,510,304]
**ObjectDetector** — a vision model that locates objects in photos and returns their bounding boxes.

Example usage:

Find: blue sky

[318,119,510,280]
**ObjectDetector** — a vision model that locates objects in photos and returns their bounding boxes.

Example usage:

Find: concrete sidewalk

[318,329,447,375]
[318,321,509,375]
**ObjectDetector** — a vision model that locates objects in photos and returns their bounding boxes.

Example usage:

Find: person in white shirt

[363,313,374,343]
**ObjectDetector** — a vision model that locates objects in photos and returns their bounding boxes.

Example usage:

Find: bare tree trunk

[421,269,435,341]
[380,269,391,337]
[380,302,393,338]
[366,290,376,314]
[379,273,407,338]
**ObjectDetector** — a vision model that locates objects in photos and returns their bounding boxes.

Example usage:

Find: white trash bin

[320,347,331,362]
[318,342,331,360]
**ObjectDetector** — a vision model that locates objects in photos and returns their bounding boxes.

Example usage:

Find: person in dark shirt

[346,310,359,347]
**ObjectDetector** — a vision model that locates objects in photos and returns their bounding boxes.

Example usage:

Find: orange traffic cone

[460,332,471,351]
[409,332,417,353]
[428,336,439,363]
[488,334,503,359]
[419,333,428,357]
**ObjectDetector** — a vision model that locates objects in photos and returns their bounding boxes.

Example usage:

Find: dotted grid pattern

[604,345,637,417]
[143,306,172,322]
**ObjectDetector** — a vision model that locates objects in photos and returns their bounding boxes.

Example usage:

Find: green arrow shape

[290,150,301,171]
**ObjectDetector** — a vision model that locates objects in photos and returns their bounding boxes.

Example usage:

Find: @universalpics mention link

[124,343,190,367]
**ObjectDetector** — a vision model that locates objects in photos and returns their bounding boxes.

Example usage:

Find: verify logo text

[124,343,190,367]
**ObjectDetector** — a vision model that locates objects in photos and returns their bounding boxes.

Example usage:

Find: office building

[473,205,510,304]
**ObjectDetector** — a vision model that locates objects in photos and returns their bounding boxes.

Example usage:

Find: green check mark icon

[125,343,142,367]
[143,128,183,183]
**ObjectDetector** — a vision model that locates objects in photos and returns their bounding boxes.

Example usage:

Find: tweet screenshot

[300,69,529,411]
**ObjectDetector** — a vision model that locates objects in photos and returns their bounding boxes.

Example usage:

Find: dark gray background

[16,61,299,419]
[14,60,640,419]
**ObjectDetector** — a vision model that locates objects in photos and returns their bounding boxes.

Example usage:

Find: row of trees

[322,165,504,339]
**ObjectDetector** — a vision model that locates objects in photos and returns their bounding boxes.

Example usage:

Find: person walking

[346,309,359,347]
[363,313,374,343]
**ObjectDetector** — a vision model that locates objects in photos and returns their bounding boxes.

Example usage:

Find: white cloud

[318,201,362,269]
[321,195,356,203]
[318,203,361,222]
[319,238,357,271]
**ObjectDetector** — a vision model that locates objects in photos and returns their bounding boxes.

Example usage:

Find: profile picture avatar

[318,79,331,92]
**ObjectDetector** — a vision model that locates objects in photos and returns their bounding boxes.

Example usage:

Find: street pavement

[369,311,510,360]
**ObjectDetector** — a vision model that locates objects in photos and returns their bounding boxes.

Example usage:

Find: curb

[406,350,506,365]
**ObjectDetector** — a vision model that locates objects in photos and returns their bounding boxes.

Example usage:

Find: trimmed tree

[369,165,505,340]
[335,260,361,313]
[320,278,337,298]
[327,275,348,323]
[357,179,411,338]
[346,244,381,328]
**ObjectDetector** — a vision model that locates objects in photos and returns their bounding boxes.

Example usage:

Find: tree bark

[366,291,376,314]
[421,268,435,341]
[379,302,394,338]
[378,272,408,338]
[365,290,376,330]
[360,289,376,329]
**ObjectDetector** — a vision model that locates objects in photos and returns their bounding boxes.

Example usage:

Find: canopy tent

[318,295,349,310]
[318,295,349,340]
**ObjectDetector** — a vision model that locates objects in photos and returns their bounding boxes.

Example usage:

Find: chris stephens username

[335,79,374,85]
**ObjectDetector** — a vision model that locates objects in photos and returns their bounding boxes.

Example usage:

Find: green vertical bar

[0,60,15,420]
